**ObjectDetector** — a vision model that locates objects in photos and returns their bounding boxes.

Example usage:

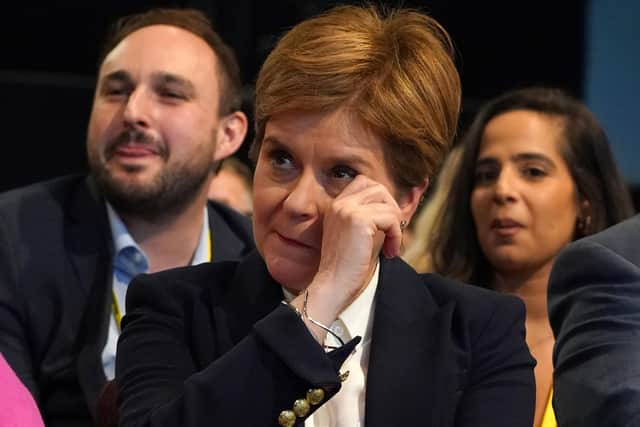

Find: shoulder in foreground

[131,259,242,299]
[558,213,640,263]
[422,272,525,322]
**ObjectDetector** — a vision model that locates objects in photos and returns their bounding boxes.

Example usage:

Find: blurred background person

[208,156,253,215]
[426,86,634,427]
[0,8,253,426]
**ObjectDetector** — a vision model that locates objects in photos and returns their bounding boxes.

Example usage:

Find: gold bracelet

[281,300,322,344]
[302,290,344,349]
[280,300,302,318]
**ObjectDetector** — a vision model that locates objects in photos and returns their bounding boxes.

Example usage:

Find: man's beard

[89,130,211,220]
[93,162,209,221]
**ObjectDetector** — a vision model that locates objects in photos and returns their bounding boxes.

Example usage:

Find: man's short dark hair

[98,8,242,115]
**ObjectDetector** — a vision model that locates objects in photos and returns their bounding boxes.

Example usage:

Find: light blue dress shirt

[101,202,210,379]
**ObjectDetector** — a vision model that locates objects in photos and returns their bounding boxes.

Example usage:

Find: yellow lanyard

[111,287,123,332]
[112,231,212,331]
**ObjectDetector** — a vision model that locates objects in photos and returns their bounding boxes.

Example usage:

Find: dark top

[117,251,535,426]
[0,174,254,427]
[550,214,640,427]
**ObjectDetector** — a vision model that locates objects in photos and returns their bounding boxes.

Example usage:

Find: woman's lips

[490,218,524,236]
[276,232,313,249]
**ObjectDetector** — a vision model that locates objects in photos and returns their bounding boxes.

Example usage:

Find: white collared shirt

[283,262,379,427]
[101,203,210,379]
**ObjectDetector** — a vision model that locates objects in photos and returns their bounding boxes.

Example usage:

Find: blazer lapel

[211,254,465,425]
[365,258,460,427]
[211,250,284,355]
[67,177,113,419]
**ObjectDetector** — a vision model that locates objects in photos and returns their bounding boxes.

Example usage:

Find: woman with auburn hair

[116,5,535,426]
[428,86,634,427]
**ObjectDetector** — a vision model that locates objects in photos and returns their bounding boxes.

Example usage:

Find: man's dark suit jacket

[0,175,254,427]
[117,251,535,426]
[549,214,640,427]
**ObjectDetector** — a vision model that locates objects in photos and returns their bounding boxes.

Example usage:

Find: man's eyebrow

[152,72,196,96]
[101,70,132,84]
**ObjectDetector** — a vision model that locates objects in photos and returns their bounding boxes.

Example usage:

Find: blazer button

[278,410,296,427]
[293,398,310,417]
[306,388,325,405]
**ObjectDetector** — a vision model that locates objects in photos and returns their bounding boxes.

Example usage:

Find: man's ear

[213,111,249,162]
[398,178,430,222]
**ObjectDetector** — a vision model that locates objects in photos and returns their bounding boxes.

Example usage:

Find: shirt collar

[191,207,211,264]
[106,202,141,256]
[338,261,379,342]
[106,202,211,265]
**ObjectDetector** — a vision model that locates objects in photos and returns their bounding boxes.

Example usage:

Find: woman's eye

[523,166,547,178]
[330,165,358,180]
[269,150,295,170]
[474,168,498,184]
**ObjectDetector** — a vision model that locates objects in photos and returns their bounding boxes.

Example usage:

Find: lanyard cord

[111,231,212,332]
[111,287,123,332]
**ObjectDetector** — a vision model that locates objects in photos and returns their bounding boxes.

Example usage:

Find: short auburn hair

[98,8,242,116]
[251,4,461,190]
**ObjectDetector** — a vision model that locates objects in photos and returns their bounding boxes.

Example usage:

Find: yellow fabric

[540,387,557,427]
[112,288,123,331]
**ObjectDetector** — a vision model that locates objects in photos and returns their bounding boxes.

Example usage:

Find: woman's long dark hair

[430,87,635,287]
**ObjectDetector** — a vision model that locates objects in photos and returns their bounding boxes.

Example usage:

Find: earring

[578,215,592,233]
[400,220,407,231]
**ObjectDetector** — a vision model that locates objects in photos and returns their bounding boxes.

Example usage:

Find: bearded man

[0,8,253,427]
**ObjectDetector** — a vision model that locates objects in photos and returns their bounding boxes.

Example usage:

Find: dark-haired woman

[427,87,635,426]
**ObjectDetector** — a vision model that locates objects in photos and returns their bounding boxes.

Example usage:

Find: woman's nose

[282,171,323,220]
[492,169,518,204]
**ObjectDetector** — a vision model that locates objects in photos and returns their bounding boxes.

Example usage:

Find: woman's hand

[318,174,403,292]
[290,175,403,338]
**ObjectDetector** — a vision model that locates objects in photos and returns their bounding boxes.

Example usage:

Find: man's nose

[123,88,152,128]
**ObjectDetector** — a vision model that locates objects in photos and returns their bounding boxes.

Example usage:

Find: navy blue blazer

[117,251,535,426]
[550,214,640,427]
[0,175,254,427]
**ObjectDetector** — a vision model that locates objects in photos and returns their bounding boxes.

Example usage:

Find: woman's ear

[398,178,430,223]
[213,111,249,162]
